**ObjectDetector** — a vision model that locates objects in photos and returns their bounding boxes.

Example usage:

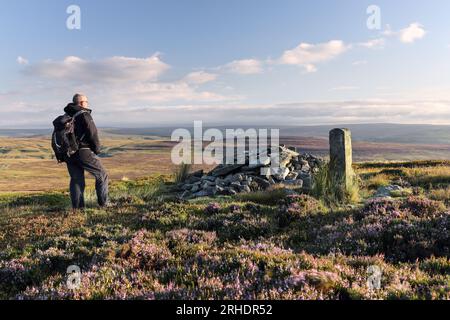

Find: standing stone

[329,128,354,190]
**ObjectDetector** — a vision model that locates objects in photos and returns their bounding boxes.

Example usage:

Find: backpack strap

[71,110,88,142]
[72,110,88,119]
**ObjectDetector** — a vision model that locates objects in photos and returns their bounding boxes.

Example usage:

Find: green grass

[366,174,391,189]
[173,163,192,184]
[429,187,450,204]
[236,185,295,206]
[312,161,360,207]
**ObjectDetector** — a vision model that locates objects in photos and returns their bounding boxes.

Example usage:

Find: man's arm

[82,113,101,154]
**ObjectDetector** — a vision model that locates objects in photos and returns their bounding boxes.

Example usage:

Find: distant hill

[279,123,450,145]
[0,129,51,137]
[102,123,450,145]
[1,123,449,145]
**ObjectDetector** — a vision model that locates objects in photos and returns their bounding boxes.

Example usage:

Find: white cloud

[224,59,264,74]
[279,40,349,72]
[359,38,385,49]
[97,99,450,126]
[1,54,242,123]
[383,23,426,44]
[103,81,231,106]
[219,37,381,75]
[183,71,218,84]
[17,56,29,65]
[23,54,170,83]
[399,23,426,43]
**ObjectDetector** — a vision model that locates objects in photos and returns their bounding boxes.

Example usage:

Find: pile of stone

[178,145,324,199]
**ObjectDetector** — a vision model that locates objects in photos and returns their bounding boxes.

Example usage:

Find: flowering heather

[123,229,173,270]
[166,228,217,246]
[0,259,31,298]
[204,202,221,215]
[289,197,449,262]
[227,204,242,213]
[1,168,449,300]
[277,194,324,227]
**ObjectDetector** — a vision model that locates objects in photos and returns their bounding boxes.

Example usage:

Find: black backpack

[51,110,87,163]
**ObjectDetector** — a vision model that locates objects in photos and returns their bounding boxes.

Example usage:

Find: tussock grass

[404,166,450,188]
[389,188,413,198]
[429,187,450,203]
[109,176,167,203]
[236,185,291,205]
[173,163,192,184]
[355,160,450,169]
[312,162,360,207]
[366,173,390,189]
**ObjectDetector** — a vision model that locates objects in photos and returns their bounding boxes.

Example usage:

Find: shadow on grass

[0,192,70,211]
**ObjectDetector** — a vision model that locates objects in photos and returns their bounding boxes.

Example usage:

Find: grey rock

[230,181,242,188]
[178,145,321,198]
[202,182,210,189]
[286,171,299,181]
[252,176,271,189]
[299,159,309,166]
[186,176,201,184]
[211,164,245,177]
[301,163,311,172]
[205,187,217,196]
[189,170,204,178]
[193,190,209,197]
[274,167,290,181]
[231,174,244,182]
[202,175,217,182]
[215,185,227,195]
[180,190,191,199]
[374,185,403,198]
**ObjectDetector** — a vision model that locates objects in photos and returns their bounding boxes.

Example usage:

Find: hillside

[1,132,450,193]
[0,161,449,299]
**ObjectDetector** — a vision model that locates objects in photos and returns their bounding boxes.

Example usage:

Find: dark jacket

[64,103,101,155]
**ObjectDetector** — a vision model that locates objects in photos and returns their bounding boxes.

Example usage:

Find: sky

[0,0,450,128]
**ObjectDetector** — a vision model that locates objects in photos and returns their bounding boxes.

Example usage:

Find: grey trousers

[66,148,109,208]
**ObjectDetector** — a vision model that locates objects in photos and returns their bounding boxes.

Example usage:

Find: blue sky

[1,0,450,127]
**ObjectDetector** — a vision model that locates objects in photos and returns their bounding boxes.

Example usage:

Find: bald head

[73,94,89,108]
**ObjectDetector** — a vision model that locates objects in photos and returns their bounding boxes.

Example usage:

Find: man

[64,93,109,210]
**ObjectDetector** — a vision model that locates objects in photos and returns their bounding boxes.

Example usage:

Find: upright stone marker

[329,128,353,190]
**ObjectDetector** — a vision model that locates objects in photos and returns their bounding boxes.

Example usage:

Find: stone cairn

[177,145,324,199]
